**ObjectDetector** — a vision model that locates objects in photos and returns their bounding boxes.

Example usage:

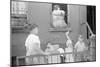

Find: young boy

[25,24,47,65]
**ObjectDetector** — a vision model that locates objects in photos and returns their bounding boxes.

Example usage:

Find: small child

[74,35,87,62]
[65,31,74,62]
[45,43,60,63]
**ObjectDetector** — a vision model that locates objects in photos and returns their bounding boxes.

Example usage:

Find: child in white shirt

[25,25,46,65]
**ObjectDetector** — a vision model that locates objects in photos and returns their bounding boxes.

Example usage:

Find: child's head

[78,35,84,42]
[29,24,38,35]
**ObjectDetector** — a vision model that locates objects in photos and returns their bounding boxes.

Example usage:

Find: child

[65,31,74,62]
[74,35,87,62]
[45,43,60,63]
[25,24,47,65]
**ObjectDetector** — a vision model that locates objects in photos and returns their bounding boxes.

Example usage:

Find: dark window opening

[87,6,96,39]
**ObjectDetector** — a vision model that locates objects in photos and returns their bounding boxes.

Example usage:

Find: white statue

[52,5,67,28]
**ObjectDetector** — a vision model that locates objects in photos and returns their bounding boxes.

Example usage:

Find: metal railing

[14,49,95,66]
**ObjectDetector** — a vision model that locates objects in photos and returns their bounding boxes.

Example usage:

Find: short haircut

[27,24,38,31]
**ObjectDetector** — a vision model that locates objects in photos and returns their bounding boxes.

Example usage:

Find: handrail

[15,50,92,66]
[17,51,88,59]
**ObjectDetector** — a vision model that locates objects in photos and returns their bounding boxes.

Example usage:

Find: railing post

[16,57,19,66]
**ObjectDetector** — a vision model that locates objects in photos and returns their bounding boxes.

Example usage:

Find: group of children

[25,24,95,65]
[44,30,88,64]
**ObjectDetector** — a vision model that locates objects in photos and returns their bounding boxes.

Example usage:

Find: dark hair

[27,24,38,31]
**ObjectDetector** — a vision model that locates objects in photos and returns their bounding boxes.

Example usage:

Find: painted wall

[27,2,67,50]
[68,5,87,43]
[11,2,87,56]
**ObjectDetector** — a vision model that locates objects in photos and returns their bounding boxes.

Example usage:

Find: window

[11,1,28,33]
[11,1,27,14]
[50,3,69,32]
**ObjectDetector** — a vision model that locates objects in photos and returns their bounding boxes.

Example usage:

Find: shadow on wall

[11,33,28,56]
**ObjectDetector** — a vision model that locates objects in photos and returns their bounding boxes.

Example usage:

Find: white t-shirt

[25,34,40,56]
[57,48,64,53]
[66,39,73,47]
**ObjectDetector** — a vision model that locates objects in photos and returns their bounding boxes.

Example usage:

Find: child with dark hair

[25,24,47,65]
